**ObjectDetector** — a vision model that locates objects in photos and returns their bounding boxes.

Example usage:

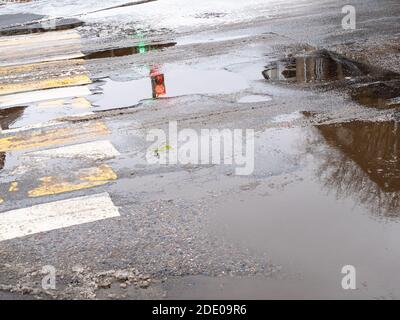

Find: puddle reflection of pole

[150,66,166,99]
[0,153,5,171]
[0,106,25,171]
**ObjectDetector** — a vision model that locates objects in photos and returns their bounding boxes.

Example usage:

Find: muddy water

[201,117,400,299]
[262,50,366,82]
[351,81,400,109]
[84,42,177,60]
[0,106,25,130]
[263,50,400,110]
[0,107,25,171]
[316,121,400,197]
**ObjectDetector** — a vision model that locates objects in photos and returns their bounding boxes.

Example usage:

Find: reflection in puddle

[150,66,167,98]
[0,106,25,130]
[0,152,4,171]
[351,80,400,109]
[262,50,366,83]
[84,42,176,60]
[263,49,400,109]
[0,106,25,170]
[316,120,400,217]
[92,65,249,109]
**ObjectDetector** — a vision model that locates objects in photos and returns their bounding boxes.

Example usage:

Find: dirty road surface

[0,0,400,299]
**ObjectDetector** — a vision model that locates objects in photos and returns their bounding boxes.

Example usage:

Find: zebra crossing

[0,27,123,241]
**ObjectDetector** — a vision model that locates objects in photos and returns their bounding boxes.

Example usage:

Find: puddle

[0,106,25,171]
[263,49,400,109]
[237,95,271,104]
[262,49,370,83]
[84,42,177,60]
[91,65,249,109]
[316,120,400,194]
[206,122,400,298]
[350,80,400,109]
[0,106,25,130]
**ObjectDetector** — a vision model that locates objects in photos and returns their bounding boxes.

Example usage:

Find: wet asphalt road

[0,0,400,299]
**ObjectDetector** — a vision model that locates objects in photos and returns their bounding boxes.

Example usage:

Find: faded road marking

[0,59,85,76]
[28,164,117,197]
[0,75,91,96]
[0,30,84,67]
[0,193,120,242]
[0,85,91,108]
[26,140,120,160]
[37,97,92,109]
[0,121,110,152]
[8,182,18,192]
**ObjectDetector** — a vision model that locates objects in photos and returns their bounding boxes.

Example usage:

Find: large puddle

[91,64,249,109]
[206,114,400,298]
[315,120,400,216]
[263,49,400,109]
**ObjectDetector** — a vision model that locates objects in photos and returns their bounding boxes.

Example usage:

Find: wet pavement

[0,0,400,300]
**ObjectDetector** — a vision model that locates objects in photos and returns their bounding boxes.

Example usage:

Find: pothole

[91,65,249,110]
[263,49,400,109]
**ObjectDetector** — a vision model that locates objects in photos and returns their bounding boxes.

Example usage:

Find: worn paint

[0,59,85,76]
[0,193,120,242]
[71,97,92,108]
[26,140,120,160]
[28,165,117,197]
[0,30,84,67]
[0,85,91,108]
[8,182,19,192]
[0,74,91,96]
[36,97,92,109]
[0,121,110,152]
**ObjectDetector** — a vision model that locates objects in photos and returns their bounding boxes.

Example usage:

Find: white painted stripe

[0,30,81,46]
[0,29,83,67]
[26,140,120,160]
[0,86,91,108]
[0,121,62,135]
[0,112,95,135]
[0,53,85,68]
[0,193,120,241]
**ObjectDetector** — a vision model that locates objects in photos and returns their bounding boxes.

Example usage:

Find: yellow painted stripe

[36,99,66,109]
[36,97,92,109]
[0,75,91,96]
[71,97,92,109]
[8,182,19,192]
[28,165,117,198]
[0,53,85,68]
[0,121,110,152]
[0,59,85,76]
